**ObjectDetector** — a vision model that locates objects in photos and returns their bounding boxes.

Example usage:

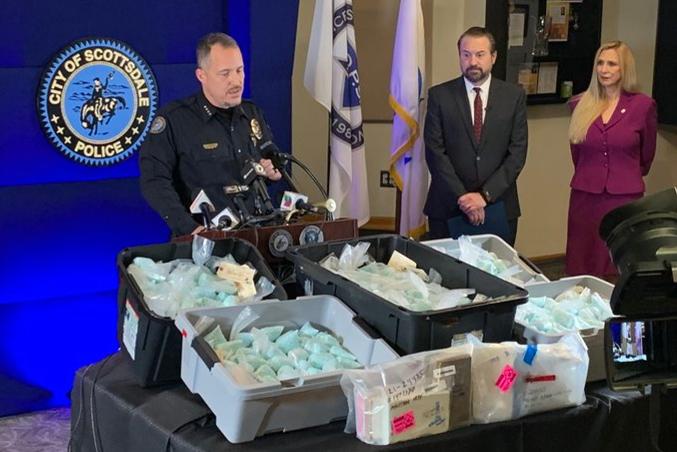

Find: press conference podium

[172,217,358,264]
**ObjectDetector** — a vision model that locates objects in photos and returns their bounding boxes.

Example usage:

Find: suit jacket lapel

[453,80,477,148]
[604,93,631,130]
[593,92,631,131]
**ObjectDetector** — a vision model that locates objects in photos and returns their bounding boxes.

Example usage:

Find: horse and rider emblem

[78,72,127,136]
[37,38,159,166]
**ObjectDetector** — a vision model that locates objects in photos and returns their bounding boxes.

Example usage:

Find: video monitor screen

[610,321,647,363]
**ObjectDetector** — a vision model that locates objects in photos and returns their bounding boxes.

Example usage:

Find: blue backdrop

[0,0,299,413]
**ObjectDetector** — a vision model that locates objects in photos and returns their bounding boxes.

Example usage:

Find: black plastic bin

[287,234,528,355]
[116,238,287,387]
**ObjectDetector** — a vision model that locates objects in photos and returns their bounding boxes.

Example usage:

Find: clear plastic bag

[127,259,199,318]
[457,236,524,285]
[192,235,215,266]
[338,242,372,271]
[341,346,472,445]
[128,257,173,283]
[193,315,216,335]
[469,334,588,424]
[458,235,483,267]
[516,286,613,335]
[128,249,280,318]
[229,306,261,341]
[324,259,476,312]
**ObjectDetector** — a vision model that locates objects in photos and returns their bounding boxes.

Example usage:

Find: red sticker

[526,374,556,383]
[391,410,416,435]
[495,364,518,392]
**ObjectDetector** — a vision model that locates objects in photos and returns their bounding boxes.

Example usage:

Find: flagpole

[326,113,331,197]
[395,189,402,235]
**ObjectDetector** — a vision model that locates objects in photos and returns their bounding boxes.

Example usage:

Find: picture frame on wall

[536,62,558,94]
[508,5,529,48]
[547,1,570,42]
[518,63,539,94]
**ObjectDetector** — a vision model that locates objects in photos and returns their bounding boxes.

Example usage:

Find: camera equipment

[600,187,677,391]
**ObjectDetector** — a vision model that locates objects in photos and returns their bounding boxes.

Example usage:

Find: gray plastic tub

[175,295,399,443]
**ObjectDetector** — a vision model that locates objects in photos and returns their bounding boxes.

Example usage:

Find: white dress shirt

[464,74,491,125]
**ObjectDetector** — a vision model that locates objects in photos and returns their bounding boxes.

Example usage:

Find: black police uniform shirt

[139,91,274,235]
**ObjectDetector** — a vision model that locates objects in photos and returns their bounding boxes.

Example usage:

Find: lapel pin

[621,108,626,114]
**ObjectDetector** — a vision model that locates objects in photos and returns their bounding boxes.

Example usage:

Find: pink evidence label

[495,364,518,392]
[391,410,416,435]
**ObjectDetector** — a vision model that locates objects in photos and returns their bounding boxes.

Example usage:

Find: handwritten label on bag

[385,366,427,405]
[216,262,257,298]
[387,250,417,271]
[495,364,518,392]
[391,410,416,435]
[433,364,456,379]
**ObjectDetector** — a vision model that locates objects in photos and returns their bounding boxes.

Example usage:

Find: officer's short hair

[196,33,239,68]
[457,26,496,54]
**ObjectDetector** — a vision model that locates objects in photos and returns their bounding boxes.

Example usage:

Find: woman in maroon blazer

[566,41,657,278]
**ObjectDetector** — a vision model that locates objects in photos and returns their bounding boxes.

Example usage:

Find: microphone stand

[199,203,214,229]
[277,164,299,193]
[262,143,334,221]
[276,152,329,201]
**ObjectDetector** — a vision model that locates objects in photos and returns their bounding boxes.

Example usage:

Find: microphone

[313,198,337,213]
[232,194,253,223]
[211,207,240,230]
[223,185,250,194]
[241,160,275,214]
[222,186,253,223]
[189,189,215,228]
[280,191,308,212]
[261,141,299,193]
[297,198,337,214]
[295,198,316,212]
[260,140,284,165]
[281,191,336,214]
[200,203,214,227]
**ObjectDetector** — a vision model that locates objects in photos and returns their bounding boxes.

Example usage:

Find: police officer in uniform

[139,32,281,236]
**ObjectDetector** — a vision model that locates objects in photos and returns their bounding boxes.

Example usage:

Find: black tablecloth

[70,352,677,452]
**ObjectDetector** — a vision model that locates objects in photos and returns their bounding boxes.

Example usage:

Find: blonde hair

[568,41,639,144]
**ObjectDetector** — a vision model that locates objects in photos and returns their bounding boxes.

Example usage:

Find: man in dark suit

[424,26,527,246]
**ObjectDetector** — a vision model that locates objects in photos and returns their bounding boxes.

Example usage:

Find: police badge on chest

[250,118,262,146]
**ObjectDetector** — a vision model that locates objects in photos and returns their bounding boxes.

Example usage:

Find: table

[70,352,677,452]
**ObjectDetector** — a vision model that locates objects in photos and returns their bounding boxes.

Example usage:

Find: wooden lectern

[172,217,358,264]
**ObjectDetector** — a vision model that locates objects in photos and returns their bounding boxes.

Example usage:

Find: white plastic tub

[516,276,614,382]
[422,234,549,286]
[175,295,399,443]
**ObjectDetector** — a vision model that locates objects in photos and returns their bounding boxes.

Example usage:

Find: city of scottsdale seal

[37,38,158,166]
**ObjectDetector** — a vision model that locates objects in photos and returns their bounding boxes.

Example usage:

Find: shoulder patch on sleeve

[150,116,166,134]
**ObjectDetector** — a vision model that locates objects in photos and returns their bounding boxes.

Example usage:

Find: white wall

[291,0,677,257]
[602,0,677,197]
[292,0,482,217]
